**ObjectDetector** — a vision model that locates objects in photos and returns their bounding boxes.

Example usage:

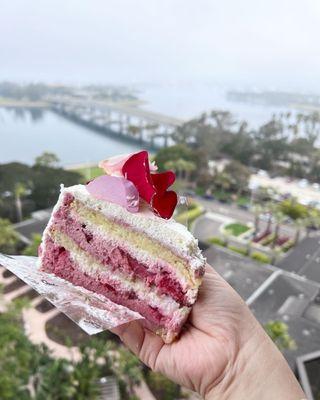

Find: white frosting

[64,184,205,272]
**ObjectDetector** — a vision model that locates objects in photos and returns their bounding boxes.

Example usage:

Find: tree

[164,158,196,181]
[154,144,198,171]
[0,218,19,254]
[34,152,60,168]
[279,199,308,220]
[271,210,285,249]
[253,118,289,170]
[213,171,232,192]
[223,160,250,194]
[14,182,26,222]
[31,165,81,209]
[22,234,42,256]
[0,298,142,400]
[0,298,52,400]
[0,162,81,222]
[209,110,236,132]
[220,122,255,165]
[252,203,263,237]
[264,320,296,352]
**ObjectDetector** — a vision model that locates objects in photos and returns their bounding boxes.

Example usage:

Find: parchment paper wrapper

[0,253,143,335]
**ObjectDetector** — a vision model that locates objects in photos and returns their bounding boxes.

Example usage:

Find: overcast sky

[1,0,320,91]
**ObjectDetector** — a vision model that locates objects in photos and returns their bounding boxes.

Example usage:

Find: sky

[1,0,320,91]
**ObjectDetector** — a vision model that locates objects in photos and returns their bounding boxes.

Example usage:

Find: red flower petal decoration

[122,150,177,219]
[151,171,176,194]
[122,150,155,202]
[152,191,178,219]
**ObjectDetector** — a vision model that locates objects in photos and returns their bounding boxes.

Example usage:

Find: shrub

[175,204,203,227]
[281,239,294,252]
[22,234,42,256]
[208,237,225,246]
[264,320,296,351]
[228,245,248,256]
[259,233,275,246]
[0,218,20,254]
[251,251,271,264]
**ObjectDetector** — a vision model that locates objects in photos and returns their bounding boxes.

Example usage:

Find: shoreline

[0,98,48,108]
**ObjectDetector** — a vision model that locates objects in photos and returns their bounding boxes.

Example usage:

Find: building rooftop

[13,209,51,243]
[204,245,275,301]
[204,245,320,370]
[278,233,320,283]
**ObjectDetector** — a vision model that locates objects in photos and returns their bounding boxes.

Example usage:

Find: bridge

[48,97,185,149]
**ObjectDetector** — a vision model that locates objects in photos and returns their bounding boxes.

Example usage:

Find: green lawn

[224,222,250,237]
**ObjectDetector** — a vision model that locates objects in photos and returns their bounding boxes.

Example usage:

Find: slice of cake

[39,151,205,343]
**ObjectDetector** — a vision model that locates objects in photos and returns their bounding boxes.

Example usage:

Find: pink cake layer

[41,237,186,337]
[51,193,190,306]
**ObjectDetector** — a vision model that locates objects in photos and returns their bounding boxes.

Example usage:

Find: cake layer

[70,198,200,287]
[50,193,195,305]
[49,230,183,316]
[52,215,190,305]
[64,185,205,276]
[41,237,189,341]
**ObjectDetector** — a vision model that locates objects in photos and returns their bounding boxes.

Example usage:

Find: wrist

[205,319,305,400]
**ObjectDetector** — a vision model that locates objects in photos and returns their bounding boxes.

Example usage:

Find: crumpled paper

[0,253,143,335]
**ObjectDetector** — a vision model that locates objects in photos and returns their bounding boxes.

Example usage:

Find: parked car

[202,194,215,200]
[238,203,250,210]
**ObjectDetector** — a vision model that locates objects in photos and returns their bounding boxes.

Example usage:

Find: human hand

[112,265,305,400]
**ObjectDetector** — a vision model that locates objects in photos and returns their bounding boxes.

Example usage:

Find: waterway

[1,84,291,166]
[138,83,290,128]
[0,108,141,166]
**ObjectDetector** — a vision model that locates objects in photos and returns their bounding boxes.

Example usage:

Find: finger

[111,320,145,354]
[111,321,165,370]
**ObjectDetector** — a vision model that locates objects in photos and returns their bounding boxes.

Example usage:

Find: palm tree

[271,210,285,249]
[14,182,26,222]
[264,201,274,232]
[252,203,263,238]
[164,159,196,181]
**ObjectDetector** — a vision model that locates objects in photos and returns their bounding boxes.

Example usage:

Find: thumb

[111,321,165,370]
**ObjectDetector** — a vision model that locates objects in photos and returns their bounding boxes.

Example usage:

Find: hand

[112,265,305,399]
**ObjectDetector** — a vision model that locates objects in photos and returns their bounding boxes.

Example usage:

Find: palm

[113,266,257,397]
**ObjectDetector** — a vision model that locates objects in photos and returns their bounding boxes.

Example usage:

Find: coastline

[0,98,48,108]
